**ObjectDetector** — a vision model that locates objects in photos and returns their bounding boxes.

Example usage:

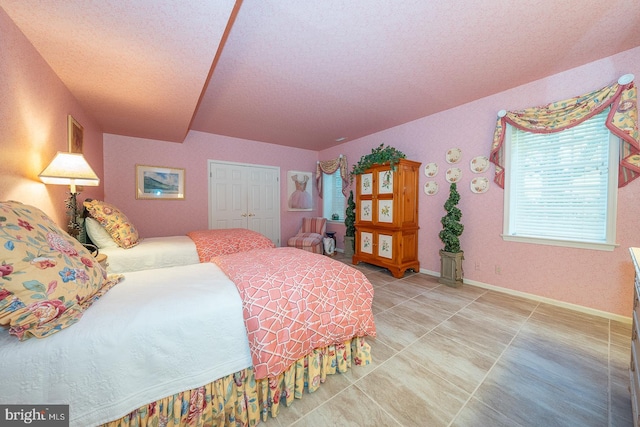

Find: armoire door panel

[377,233,393,259]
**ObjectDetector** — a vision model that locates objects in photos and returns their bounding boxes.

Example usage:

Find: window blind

[322,170,345,220]
[509,109,611,242]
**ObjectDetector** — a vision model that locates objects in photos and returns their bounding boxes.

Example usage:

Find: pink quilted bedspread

[187,228,275,262]
[212,247,376,380]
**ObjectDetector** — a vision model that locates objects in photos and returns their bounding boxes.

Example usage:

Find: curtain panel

[490,78,639,188]
[315,155,349,198]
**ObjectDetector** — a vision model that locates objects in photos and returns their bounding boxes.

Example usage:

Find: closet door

[210,162,249,229]
[246,167,279,245]
[209,161,281,246]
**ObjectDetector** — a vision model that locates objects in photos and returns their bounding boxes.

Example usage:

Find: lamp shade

[39,152,100,192]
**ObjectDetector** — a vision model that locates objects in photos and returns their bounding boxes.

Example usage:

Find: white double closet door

[208,160,281,246]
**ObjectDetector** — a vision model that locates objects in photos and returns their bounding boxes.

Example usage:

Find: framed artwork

[360,200,372,222]
[68,115,84,153]
[287,170,313,211]
[378,234,393,259]
[360,231,373,254]
[360,173,373,195]
[378,199,394,223]
[136,165,185,200]
[378,170,394,194]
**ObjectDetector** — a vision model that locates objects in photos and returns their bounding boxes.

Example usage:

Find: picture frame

[67,115,84,153]
[135,165,185,200]
[287,170,313,211]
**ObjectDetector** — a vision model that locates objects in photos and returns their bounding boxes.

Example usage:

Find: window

[322,170,345,221]
[503,108,619,251]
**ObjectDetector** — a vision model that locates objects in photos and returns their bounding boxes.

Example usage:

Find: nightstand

[95,253,108,270]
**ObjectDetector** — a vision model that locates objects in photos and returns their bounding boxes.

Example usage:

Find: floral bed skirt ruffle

[102,336,371,427]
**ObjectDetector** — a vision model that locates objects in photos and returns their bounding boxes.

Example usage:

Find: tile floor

[263,254,635,427]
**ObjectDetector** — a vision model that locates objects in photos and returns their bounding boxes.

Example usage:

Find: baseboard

[419,268,631,324]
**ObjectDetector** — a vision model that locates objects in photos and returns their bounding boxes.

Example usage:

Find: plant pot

[439,250,463,287]
[343,236,355,257]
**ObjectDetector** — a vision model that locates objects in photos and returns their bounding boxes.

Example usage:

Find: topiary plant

[350,144,406,179]
[439,182,464,253]
[344,190,356,237]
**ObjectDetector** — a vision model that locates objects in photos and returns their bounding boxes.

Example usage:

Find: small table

[95,253,108,270]
[325,232,337,256]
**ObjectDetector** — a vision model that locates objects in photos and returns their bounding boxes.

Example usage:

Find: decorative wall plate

[424,162,438,177]
[445,167,462,183]
[446,148,462,164]
[470,156,489,173]
[470,177,490,194]
[423,181,438,195]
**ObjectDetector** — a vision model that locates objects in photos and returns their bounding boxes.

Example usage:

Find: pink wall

[321,46,640,317]
[0,7,104,225]
[103,131,320,243]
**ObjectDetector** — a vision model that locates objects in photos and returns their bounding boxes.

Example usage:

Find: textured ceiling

[2,0,640,150]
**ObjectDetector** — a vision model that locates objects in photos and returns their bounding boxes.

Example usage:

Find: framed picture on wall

[67,115,84,153]
[287,170,313,211]
[136,164,185,200]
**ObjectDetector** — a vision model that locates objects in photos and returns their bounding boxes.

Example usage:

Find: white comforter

[99,235,200,274]
[0,263,252,427]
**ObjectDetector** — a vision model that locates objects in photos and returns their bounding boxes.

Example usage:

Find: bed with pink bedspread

[99,228,276,274]
[98,247,376,426]
[213,247,376,380]
[187,228,276,262]
[2,201,375,426]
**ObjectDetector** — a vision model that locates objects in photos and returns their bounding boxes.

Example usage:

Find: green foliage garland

[350,144,406,179]
[344,190,356,237]
[439,183,464,253]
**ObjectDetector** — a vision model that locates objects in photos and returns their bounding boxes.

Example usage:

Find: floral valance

[490,76,639,188]
[316,155,349,198]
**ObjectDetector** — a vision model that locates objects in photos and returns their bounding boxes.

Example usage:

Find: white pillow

[85,217,118,249]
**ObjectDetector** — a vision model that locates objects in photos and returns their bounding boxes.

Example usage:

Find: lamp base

[65,191,82,238]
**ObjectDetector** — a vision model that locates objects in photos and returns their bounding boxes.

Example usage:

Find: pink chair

[287,217,327,254]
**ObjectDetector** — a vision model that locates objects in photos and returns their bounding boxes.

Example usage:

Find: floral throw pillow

[0,201,123,340]
[83,199,139,249]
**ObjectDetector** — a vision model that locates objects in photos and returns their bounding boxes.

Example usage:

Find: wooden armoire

[352,159,421,278]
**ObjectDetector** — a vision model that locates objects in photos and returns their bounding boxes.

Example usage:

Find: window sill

[501,234,618,251]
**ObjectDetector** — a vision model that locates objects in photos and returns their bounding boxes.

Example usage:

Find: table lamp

[39,152,100,237]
